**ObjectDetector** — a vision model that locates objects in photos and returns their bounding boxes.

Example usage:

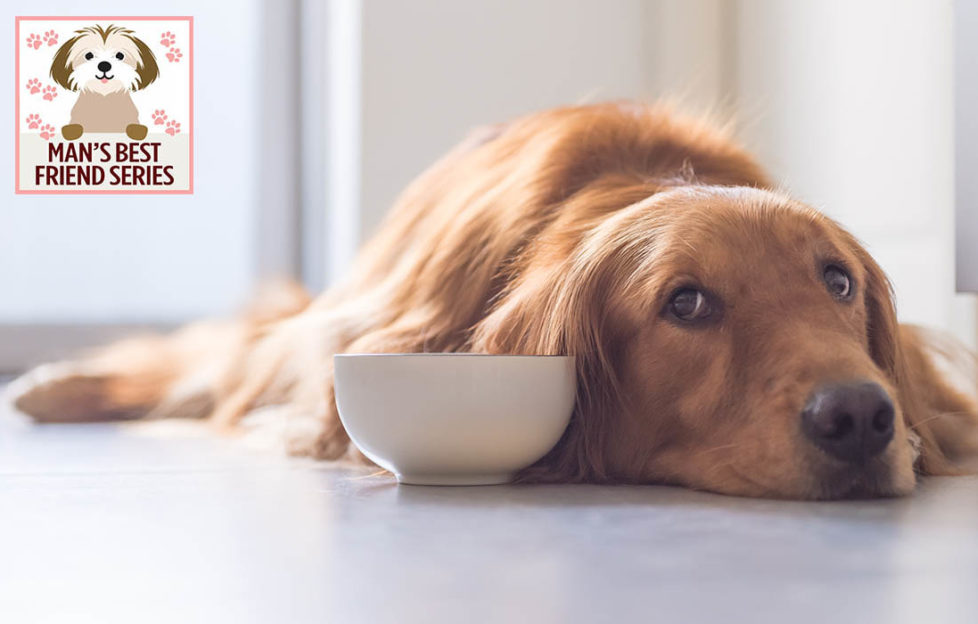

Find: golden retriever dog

[9,102,978,499]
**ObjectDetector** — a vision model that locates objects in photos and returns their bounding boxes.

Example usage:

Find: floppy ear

[897,325,978,474]
[50,36,81,91]
[469,203,659,482]
[471,256,623,482]
[853,242,900,376]
[852,239,978,475]
[127,35,159,90]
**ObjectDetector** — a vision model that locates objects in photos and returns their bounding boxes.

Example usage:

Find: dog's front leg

[61,124,83,140]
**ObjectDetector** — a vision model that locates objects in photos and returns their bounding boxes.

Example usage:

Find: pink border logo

[15,16,194,194]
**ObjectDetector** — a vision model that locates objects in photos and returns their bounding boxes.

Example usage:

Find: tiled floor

[1,396,977,624]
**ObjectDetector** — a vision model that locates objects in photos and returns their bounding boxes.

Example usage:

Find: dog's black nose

[97,61,112,73]
[801,382,895,463]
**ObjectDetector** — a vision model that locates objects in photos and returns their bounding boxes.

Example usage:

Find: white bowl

[333,354,576,485]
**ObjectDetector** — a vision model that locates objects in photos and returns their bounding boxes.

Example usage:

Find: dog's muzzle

[96,61,114,81]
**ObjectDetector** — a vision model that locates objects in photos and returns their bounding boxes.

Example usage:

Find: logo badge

[16,16,193,193]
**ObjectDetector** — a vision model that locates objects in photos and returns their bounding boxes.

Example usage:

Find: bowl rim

[334,353,573,359]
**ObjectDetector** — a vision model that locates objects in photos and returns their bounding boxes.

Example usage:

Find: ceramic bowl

[333,353,576,485]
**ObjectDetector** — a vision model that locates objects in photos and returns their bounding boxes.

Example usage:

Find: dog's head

[477,184,963,498]
[50,24,158,95]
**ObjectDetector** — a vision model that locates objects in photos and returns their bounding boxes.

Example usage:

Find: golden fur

[10,103,978,499]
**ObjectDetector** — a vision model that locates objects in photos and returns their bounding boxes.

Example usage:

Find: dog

[49,24,159,141]
[9,102,978,499]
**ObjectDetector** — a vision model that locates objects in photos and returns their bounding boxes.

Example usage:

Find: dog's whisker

[347,469,391,481]
[696,442,741,456]
[908,411,973,431]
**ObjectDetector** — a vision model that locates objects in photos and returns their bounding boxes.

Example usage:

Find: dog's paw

[126,124,148,141]
[25,114,41,129]
[6,362,108,423]
[284,426,351,461]
[152,109,167,125]
[160,31,176,48]
[61,124,83,140]
[25,34,42,50]
[41,85,57,101]
[38,124,55,141]
[284,415,354,461]
[235,405,354,461]
[165,119,181,136]
[42,30,58,47]
[165,47,183,63]
[26,78,41,94]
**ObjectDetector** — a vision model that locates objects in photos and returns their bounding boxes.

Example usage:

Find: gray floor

[1,398,977,624]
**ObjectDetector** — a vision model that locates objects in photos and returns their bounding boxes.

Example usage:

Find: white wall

[327,0,732,280]
[0,0,265,323]
[956,0,978,293]
[320,0,649,282]
[358,0,646,239]
[642,0,731,109]
[734,0,975,346]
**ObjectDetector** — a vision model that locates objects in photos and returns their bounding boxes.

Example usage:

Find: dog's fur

[50,24,159,141]
[10,103,978,499]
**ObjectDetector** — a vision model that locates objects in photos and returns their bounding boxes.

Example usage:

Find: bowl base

[396,472,514,486]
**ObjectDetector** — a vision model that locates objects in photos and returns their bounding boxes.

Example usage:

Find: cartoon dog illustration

[49,24,159,141]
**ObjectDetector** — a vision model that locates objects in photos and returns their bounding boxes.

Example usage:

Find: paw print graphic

[26,33,42,50]
[25,114,41,129]
[26,78,41,94]
[165,119,181,136]
[39,124,55,140]
[42,85,57,101]
[165,47,183,63]
[152,109,168,125]
[160,31,176,47]
[43,30,58,47]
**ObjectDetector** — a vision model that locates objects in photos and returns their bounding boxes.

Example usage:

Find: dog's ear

[50,35,81,91]
[471,200,661,483]
[126,35,159,90]
[851,240,900,377]
[471,256,620,483]
[849,235,978,474]
[897,325,978,474]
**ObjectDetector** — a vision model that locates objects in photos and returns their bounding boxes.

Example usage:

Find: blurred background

[1,0,975,371]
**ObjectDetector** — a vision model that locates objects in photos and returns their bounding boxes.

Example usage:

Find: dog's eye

[668,288,712,322]
[85,52,94,60]
[823,265,852,299]
[116,52,124,60]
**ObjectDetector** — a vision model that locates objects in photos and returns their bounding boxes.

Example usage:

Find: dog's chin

[806,451,918,500]
[82,78,127,95]
[812,464,915,499]
[708,444,918,500]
